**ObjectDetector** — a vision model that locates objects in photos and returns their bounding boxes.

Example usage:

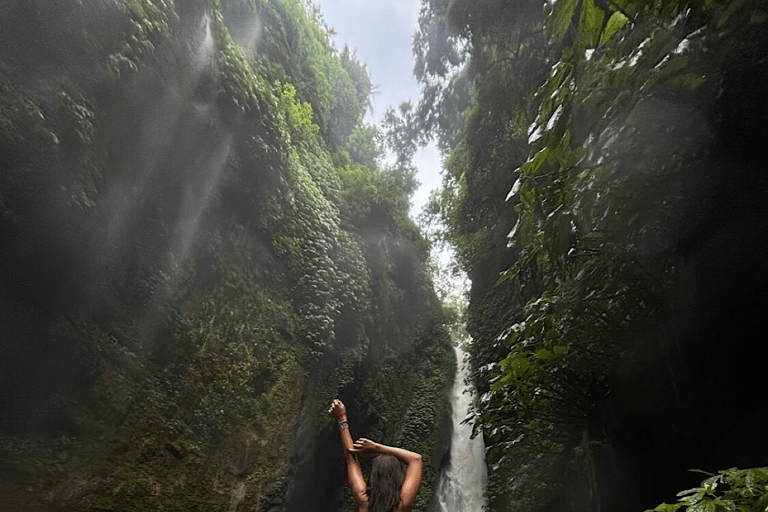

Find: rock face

[0,1,454,510]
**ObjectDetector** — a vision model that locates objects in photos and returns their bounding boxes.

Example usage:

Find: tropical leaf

[599,10,629,46]
[550,0,581,41]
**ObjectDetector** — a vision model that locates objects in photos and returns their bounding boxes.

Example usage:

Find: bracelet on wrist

[338,421,349,430]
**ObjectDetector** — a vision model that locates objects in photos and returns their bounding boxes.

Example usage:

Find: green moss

[8,249,305,510]
[107,0,179,75]
[209,7,278,119]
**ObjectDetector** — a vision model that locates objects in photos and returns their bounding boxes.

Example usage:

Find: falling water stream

[437,345,487,511]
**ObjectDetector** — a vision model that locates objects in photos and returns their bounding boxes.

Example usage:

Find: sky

[312,0,443,218]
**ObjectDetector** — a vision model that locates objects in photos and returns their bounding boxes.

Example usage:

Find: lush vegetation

[3,0,767,509]
[417,0,768,510]
[0,1,453,510]
[647,467,768,512]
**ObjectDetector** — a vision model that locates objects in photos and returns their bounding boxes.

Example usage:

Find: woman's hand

[350,438,380,455]
[327,399,347,423]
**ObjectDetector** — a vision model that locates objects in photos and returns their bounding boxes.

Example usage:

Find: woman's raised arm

[328,400,368,509]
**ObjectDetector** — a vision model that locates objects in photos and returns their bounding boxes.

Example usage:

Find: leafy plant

[647,468,768,512]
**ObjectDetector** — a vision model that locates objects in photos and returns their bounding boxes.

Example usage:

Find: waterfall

[437,345,487,511]
[193,14,214,72]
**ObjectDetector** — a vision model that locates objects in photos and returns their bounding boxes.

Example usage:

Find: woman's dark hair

[367,454,406,512]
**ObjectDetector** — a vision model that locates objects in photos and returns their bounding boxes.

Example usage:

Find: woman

[328,399,422,512]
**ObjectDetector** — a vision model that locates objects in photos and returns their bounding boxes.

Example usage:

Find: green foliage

[345,123,383,170]
[210,10,278,117]
[400,367,452,511]
[486,0,764,454]
[382,101,422,168]
[647,468,768,512]
[238,0,372,148]
[278,81,320,139]
[417,0,768,509]
[0,80,101,225]
[267,104,371,355]
[336,163,380,228]
[108,0,178,75]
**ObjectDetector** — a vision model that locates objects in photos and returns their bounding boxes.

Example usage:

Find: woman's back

[328,400,422,512]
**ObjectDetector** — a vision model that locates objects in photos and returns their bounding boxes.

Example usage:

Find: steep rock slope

[0,1,453,510]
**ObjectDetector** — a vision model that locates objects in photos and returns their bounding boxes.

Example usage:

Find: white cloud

[411,142,442,217]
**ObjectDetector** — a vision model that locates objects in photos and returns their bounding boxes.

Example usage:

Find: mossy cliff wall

[0,1,454,510]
